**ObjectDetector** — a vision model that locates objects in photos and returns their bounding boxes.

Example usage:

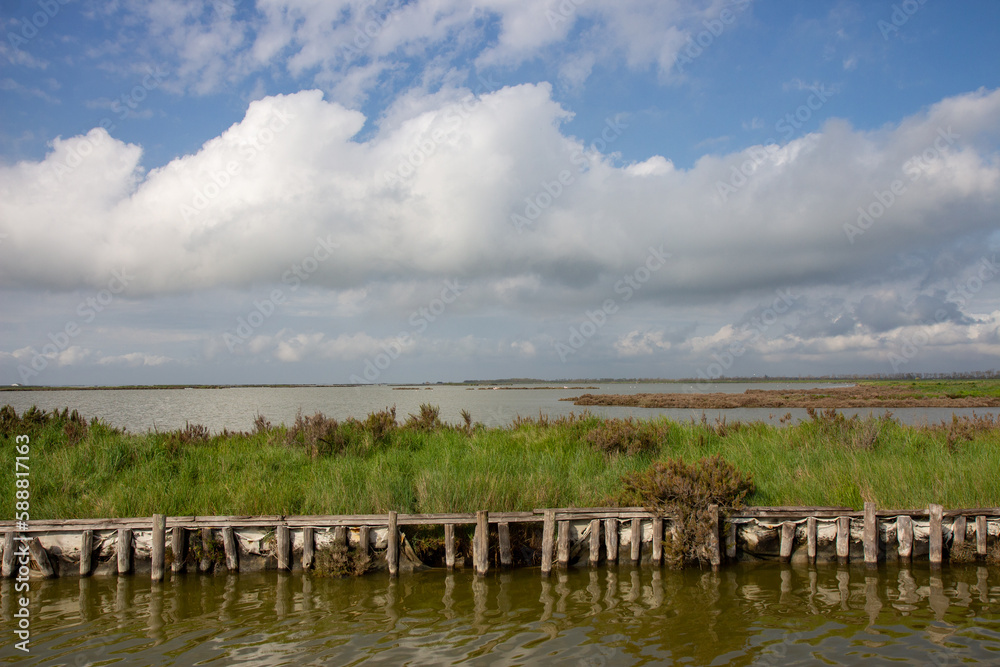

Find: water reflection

[0,563,997,665]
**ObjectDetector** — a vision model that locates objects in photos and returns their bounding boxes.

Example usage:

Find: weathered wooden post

[276,524,290,571]
[333,526,347,549]
[151,514,166,581]
[302,527,315,570]
[652,517,663,566]
[444,524,456,569]
[117,528,133,575]
[708,504,721,569]
[589,519,601,566]
[806,517,817,562]
[897,515,913,560]
[223,527,239,572]
[80,530,94,576]
[498,522,512,568]
[28,538,55,578]
[541,510,555,575]
[474,511,489,576]
[387,512,399,577]
[952,515,967,550]
[928,504,943,566]
[171,525,187,573]
[199,528,214,573]
[630,519,641,564]
[779,522,795,562]
[863,502,877,567]
[604,518,619,564]
[976,516,988,557]
[358,526,371,557]
[836,517,850,562]
[557,521,570,568]
[2,532,16,578]
[726,520,737,560]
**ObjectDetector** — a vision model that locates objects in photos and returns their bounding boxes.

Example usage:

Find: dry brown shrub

[615,455,754,568]
[404,404,443,432]
[286,411,343,458]
[585,417,669,456]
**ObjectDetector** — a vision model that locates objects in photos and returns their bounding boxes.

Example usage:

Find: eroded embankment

[564,385,1000,409]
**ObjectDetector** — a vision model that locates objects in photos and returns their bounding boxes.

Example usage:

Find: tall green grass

[1,405,998,519]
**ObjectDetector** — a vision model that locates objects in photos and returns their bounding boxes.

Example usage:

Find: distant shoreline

[5,375,995,391]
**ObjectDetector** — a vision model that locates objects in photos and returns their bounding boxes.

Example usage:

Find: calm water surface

[1,563,997,665]
[2,383,996,432]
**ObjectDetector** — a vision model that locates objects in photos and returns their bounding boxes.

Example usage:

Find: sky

[1,0,999,386]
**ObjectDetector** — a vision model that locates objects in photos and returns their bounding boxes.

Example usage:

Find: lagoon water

[2,382,998,432]
[1,563,998,665]
[3,383,999,664]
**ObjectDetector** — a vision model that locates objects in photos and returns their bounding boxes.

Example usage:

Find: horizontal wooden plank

[3,506,998,533]
[534,506,649,514]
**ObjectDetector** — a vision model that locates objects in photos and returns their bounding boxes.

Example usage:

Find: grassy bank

[2,405,998,520]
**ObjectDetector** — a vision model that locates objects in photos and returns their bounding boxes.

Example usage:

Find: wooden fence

[2,504,997,580]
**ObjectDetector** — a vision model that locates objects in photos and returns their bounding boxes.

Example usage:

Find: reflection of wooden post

[444,524,455,569]
[929,504,943,565]
[474,511,488,576]
[976,516,988,557]
[897,516,913,560]
[707,505,721,568]
[652,518,663,566]
[836,517,850,562]
[223,527,239,572]
[630,519,641,564]
[806,517,817,562]
[499,522,512,568]
[80,530,94,576]
[302,527,314,570]
[28,538,55,578]
[171,526,187,573]
[541,510,555,575]
[387,512,399,577]
[557,521,570,568]
[276,525,290,571]
[604,519,619,563]
[780,522,795,562]
[952,515,966,549]
[151,514,166,581]
[118,528,133,575]
[588,519,601,566]
[863,503,877,567]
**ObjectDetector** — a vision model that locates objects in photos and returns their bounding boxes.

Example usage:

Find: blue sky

[1,0,999,385]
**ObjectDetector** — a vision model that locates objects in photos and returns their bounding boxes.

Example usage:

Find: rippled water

[3,383,996,432]
[1,563,997,665]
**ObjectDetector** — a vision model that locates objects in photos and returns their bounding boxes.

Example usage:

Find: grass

[1,405,998,520]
